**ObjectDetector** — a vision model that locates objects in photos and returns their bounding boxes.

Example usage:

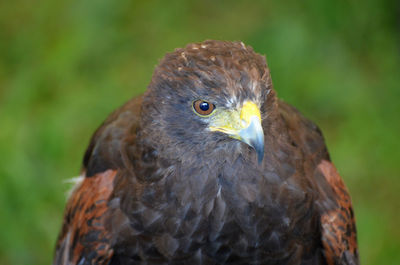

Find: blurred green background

[0,0,399,264]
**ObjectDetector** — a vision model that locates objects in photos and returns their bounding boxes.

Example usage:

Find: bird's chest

[198,176,313,261]
[120,171,318,263]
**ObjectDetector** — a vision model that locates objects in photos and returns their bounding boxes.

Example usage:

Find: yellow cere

[240,101,261,125]
[208,101,261,139]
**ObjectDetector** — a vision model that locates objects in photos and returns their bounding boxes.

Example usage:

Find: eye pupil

[199,102,209,111]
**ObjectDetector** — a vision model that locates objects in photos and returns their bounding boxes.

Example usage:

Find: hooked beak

[238,115,264,163]
[209,101,264,163]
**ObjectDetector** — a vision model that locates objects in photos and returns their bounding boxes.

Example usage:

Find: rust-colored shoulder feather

[53,170,117,265]
[318,160,359,265]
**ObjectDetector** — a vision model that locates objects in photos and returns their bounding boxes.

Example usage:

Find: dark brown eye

[193,100,215,116]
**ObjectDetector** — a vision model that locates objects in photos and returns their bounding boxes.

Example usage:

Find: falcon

[54,40,358,265]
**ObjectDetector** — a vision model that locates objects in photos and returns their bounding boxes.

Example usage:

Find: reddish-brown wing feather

[53,170,117,265]
[318,160,358,265]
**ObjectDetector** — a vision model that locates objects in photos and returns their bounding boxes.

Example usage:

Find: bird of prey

[54,40,358,265]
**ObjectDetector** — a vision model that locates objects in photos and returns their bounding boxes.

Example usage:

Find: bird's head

[142,40,276,165]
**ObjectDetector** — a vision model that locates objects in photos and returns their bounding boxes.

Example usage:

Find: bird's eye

[193,100,215,116]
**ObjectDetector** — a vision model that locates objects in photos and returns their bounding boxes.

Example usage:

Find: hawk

[54,40,358,265]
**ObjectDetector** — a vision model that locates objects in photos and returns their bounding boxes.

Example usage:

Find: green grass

[0,0,399,264]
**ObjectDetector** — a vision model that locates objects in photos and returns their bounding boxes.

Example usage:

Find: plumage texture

[54,40,358,265]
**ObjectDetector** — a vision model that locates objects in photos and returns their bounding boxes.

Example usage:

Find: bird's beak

[209,101,264,163]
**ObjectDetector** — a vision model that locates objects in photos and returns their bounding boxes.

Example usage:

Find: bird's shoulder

[276,99,329,163]
[276,100,359,264]
[83,95,143,177]
[54,96,145,264]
